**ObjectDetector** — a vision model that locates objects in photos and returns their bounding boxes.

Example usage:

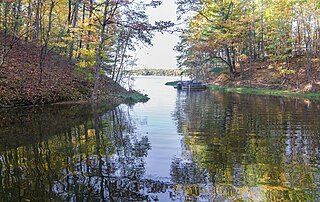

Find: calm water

[0,76,320,201]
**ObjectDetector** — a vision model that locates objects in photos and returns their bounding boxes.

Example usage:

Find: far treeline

[1,0,320,107]
[0,0,173,103]
[176,0,320,90]
[126,69,185,76]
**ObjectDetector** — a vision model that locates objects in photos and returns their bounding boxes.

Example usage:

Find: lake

[0,76,319,201]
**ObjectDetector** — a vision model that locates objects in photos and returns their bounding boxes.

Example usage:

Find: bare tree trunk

[239,61,244,80]
[25,0,33,42]
[116,29,132,83]
[232,46,236,72]
[249,21,254,87]
[68,0,72,25]
[68,0,80,61]
[77,2,86,59]
[92,0,109,101]
[260,0,265,60]
[304,24,312,81]
[296,18,302,88]
[306,41,313,81]
[111,39,121,80]
[252,23,257,60]
[86,0,93,50]
[33,0,41,40]
[39,0,55,83]
[224,45,234,80]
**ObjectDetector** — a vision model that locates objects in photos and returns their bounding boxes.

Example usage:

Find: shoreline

[0,90,149,109]
[165,80,320,101]
[208,85,320,101]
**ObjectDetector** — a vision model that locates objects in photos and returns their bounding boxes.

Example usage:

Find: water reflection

[0,103,121,150]
[173,90,320,201]
[0,104,170,201]
[0,77,320,201]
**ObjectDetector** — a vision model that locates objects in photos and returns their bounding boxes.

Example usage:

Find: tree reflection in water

[0,104,170,201]
[172,90,320,201]
[170,157,211,201]
[1,89,320,201]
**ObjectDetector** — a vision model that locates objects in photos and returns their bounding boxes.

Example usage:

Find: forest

[126,68,184,76]
[0,0,171,106]
[176,0,320,91]
[1,1,320,200]
[1,0,320,107]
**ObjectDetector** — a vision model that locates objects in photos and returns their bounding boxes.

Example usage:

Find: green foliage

[279,69,296,76]
[165,80,181,86]
[123,90,150,103]
[208,85,320,100]
[74,67,94,82]
[210,67,227,74]
[0,0,170,105]
[77,48,96,68]
[176,0,320,85]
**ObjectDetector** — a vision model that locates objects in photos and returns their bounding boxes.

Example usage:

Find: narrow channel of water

[0,76,319,201]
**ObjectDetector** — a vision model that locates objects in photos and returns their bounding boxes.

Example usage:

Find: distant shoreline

[125,69,186,77]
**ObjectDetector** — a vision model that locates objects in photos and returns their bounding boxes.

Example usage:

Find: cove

[0,76,319,201]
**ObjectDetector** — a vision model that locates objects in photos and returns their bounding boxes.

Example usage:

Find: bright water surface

[0,76,320,201]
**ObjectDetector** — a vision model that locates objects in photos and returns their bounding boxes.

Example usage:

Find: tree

[0,0,174,102]
[176,0,320,86]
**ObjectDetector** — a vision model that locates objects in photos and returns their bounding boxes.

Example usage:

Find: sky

[134,0,180,69]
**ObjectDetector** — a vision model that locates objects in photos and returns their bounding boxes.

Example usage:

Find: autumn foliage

[0,33,127,107]
[176,0,320,91]
[0,0,171,106]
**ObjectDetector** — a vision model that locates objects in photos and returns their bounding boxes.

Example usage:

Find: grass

[209,85,320,100]
[165,80,180,86]
[123,90,150,103]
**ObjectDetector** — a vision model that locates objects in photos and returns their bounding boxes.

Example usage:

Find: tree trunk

[224,45,234,80]
[86,0,93,50]
[68,0,72,25]
[68,0,80,61]
[240,61,244,80]
[33,0,41,40]
[260,0,265,60]
[304,26,312,81]
[115,29,132,83]
[111,39,121,80]
[25,0,33,42]
[91,0,109,101]
[249,6,255,87]
[77,2,86,59]
[296,19,302,88]
[39,0,55,83]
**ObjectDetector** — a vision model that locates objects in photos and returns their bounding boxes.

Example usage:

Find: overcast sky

[134,0,180,69]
